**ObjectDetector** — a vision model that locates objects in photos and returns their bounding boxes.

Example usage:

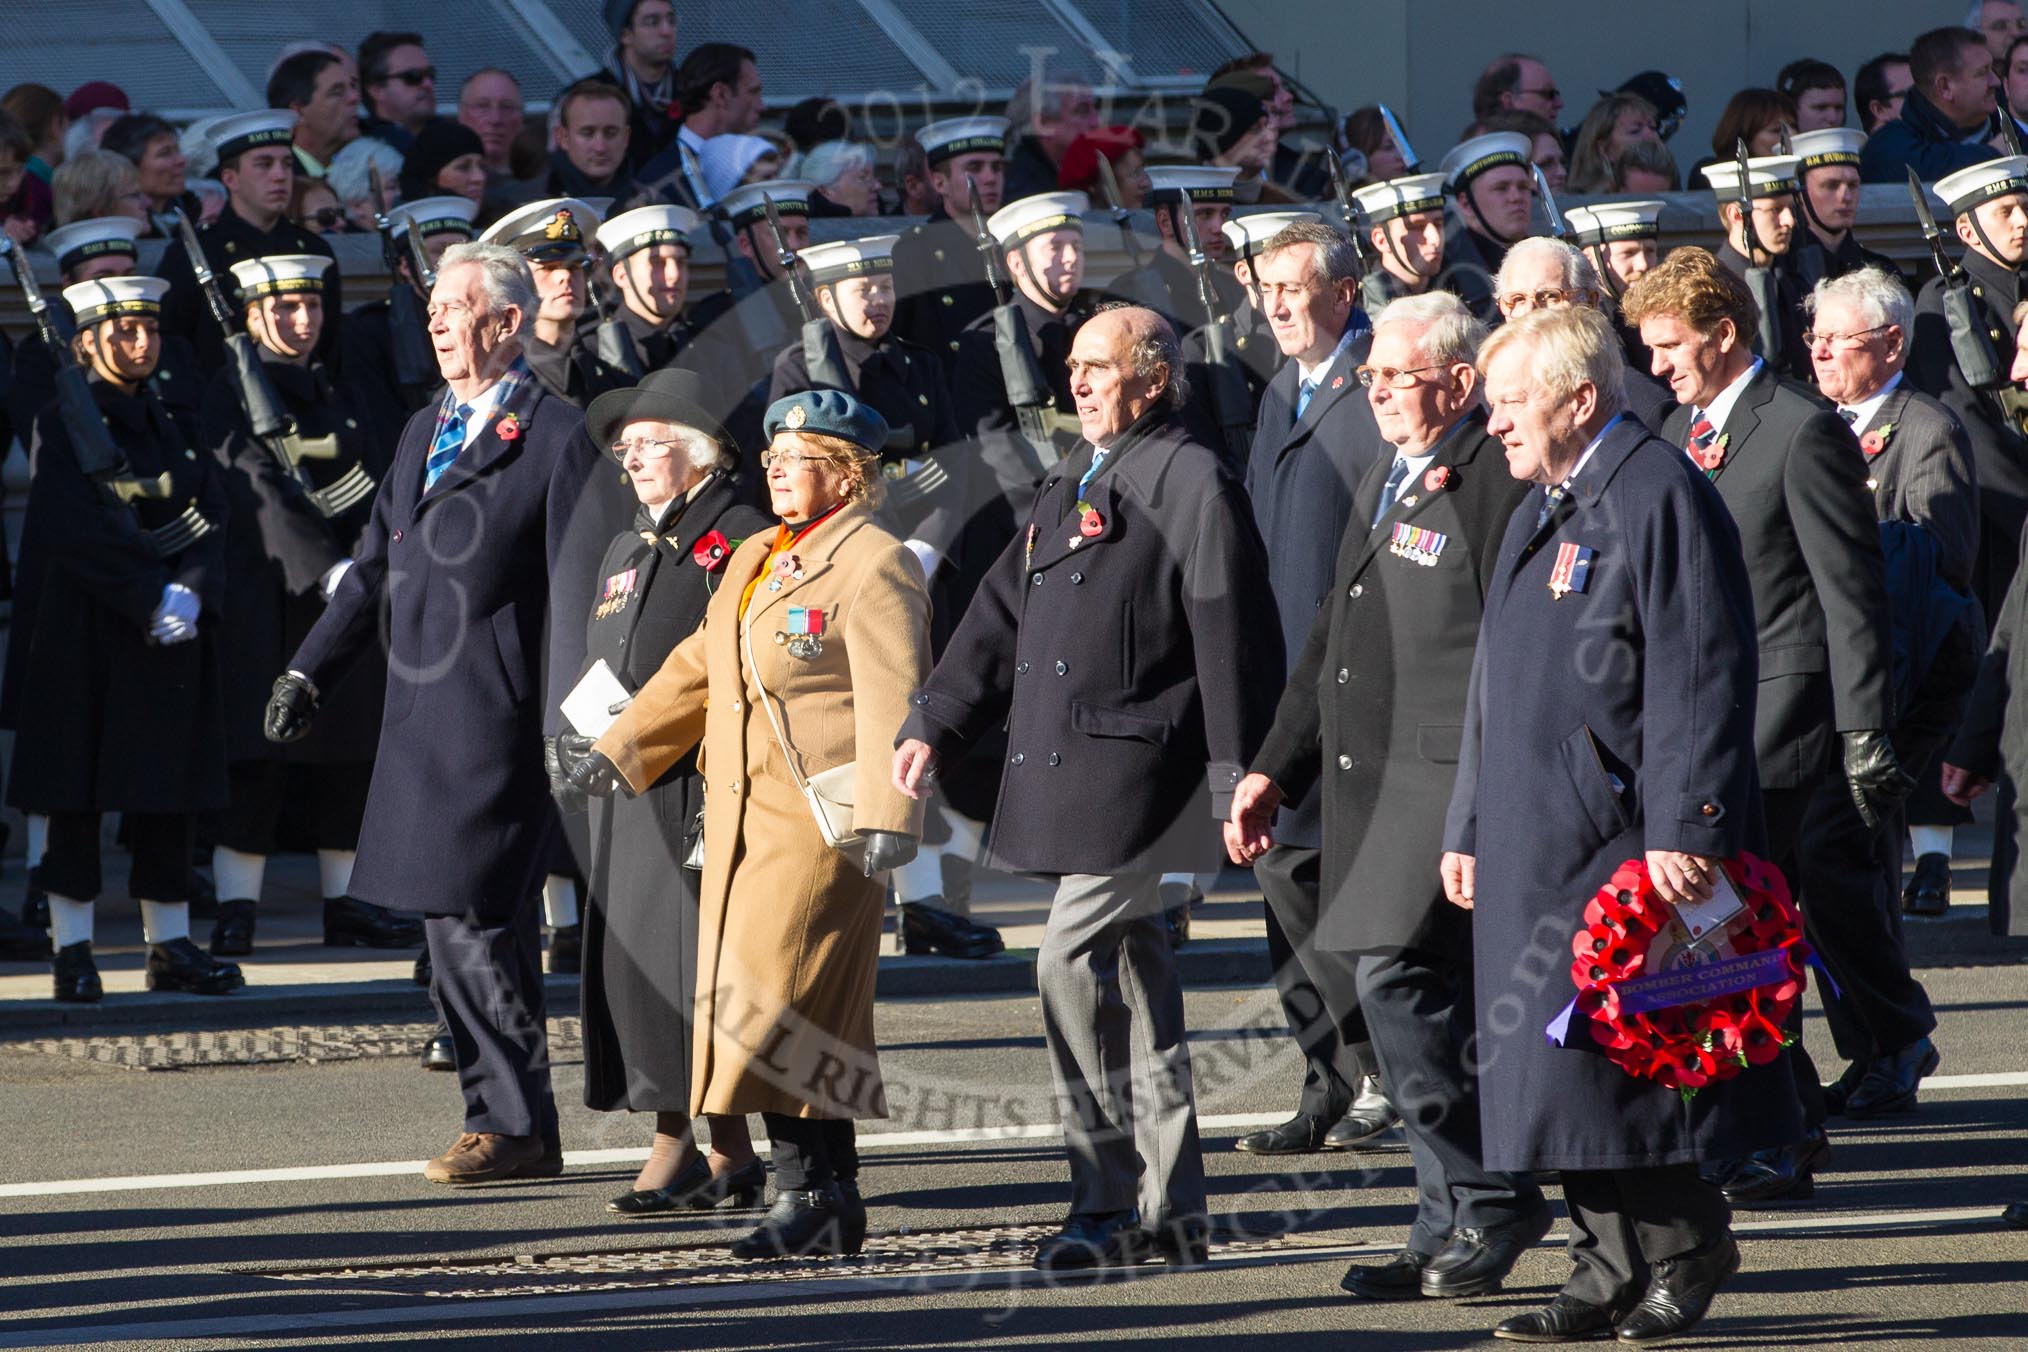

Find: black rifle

[1732,139,1785,365]
[682,140,783,360]
[0,237,173,528]
[762,191,854,394]
[1177,188,1254,460]
[1325,149,1372,271]
[967,175,1059,469]
[368,165,434,393]
[590,258,646,386]
[1909,168,2006,390]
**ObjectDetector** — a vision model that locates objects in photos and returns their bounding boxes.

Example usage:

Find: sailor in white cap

[891,116,1010,373]
[1351,171,1452,312]
[480,197,607,405]
[1787,129,1902,284]
[339,195,479,416]
[13,273,241,1004]
[1437,131,1539,317]
[595,203,723,368]
[1564,199,1670,376]
[157,110,339,374]
[200,252,416,962]
[1114,164,1244,332]
[1910,155,2028,619]
[1701,153,1810,374]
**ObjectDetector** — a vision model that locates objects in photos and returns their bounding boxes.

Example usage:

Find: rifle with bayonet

[1531,163,1567,242]
[1777,125,1829,293]
[1325,148,1372,272]
[1177,188,1254,463]
[367,165,435,396]
[1731,139,1786,367]
[0,235,175,536]
[1908,168,2007,390]
[967,174,1061,471]
[1094,154,1144,272]
[589,253,646,387]
[1377,104,1421,174]
[763,191,855,395]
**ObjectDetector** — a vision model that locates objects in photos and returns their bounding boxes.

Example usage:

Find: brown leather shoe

[423,1132,554,1184]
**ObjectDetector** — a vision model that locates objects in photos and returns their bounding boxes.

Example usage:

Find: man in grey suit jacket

[1628,248,1923,1205]
[1233,221,1395,1159]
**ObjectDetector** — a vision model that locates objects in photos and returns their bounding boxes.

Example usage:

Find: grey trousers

[1037,871,1206,1228]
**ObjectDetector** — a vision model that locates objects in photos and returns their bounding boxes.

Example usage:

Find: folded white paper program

[560,659,632,737]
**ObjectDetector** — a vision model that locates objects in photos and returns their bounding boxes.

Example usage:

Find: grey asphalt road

[1,952,2024,1350]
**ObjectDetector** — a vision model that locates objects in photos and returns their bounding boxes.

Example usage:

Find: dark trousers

[1354,946,1543,1254]
[38,812,192,903]
[426,902,557,1141]
[1257,844,1371,1120]
[219,759,373,856]
[1760,786,1831,1129]
[763,1113,859,1191]
[1560,1165,1730,1308]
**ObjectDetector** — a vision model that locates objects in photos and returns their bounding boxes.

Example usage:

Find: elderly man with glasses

[1493,236,1676,430]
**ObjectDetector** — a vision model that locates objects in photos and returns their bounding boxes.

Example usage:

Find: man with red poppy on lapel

[893,304,1281,1271]
[267,240,606,1187]
[1229,288,1541,1302]
[1442,305,1797,1343]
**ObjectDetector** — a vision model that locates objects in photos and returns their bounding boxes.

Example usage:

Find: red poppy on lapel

[693,531,731,571]
[1079,509,1104,537]
[496,413,522,442]
[1424,465,1453,493]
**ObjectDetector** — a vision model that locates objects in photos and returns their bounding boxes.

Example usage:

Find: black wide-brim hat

[585,368,734,458]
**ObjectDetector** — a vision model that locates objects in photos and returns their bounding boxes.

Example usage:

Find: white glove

[319,559,354,601]
[150,582,199,645]
[902,539,941,579]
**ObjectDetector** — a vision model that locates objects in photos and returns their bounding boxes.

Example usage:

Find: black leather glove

[555,732,625,798]
[1843,728,1915,831]
[861,830,918,877]
[264,671,318,744]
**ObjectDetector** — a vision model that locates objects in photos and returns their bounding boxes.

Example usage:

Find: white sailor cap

[227,253,333,297]
[1788,128,1866,174]
[1935,155,2028,217]
[916,116,1010,165]
[718,178,816,229]
[596,204,700,261]
[388,194,478,242]
[480,197,599,262]
[1439,133,1532,190]
[799,234,900,286]
[1221,210,1321,252]
[1145,163,1241,205]
[1699,155,1801,202]
[62,274,171,325]
[44,216,142,274]
[1351,172,1449,224]
[209,110,298,165]
[1563,200,1666,245]
[987,191,1088,248]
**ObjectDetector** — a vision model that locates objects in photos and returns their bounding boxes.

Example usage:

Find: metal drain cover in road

[263,1227,1294,1298]
[18,1018,585,1070]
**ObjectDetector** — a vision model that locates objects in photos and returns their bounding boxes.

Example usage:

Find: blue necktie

[425,403,468,492]
[1077,448,1109,500]
[1371,456,1410,527]
[1295,376,1318,421]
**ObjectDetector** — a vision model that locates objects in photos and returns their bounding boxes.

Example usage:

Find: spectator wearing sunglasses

[289,175,349,235]
[358,31,437,154]
[1471,54,1563,132]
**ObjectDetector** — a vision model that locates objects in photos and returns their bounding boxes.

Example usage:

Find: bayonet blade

[1377,103,1420,174]
[1530,163,1567,238]
[1177,187,1206,268]
[1908,167,1944,237]
[1733,137,1765,260]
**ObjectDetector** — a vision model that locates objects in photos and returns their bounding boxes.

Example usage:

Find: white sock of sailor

[542,874,580,929]
[317,848,357,900]
[211,845,267,903]
[1909,825,1954,864]
[138,898,191,945]
[46,893,92,948]
[24,813,47,874]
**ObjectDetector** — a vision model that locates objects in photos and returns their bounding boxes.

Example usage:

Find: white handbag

[743,619,863,851]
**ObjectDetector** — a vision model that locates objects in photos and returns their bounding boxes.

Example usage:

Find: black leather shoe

[2003,1201,2028,1229]
[899,902,1005,959]
[1901,852,1951,917]
[1032,1212,1151,1270]
[19,885,49,930]
[1721,1128,1829,1206]
[412,948,433,987]
[1326,1076,1400,1150]
[52,940,102,1002]
[729,1184,857,1258]
[1820,1058,1867,1117]
[1613,1235,1739,1342]
[323,897,424,949]
[1421,1209,1554,1298]
[1341,1248,1434,1300]
[1844,1036,1940,1118]
[187,869,220,920]
[421,1031,456,1072]
[1495,1293,1625,1342]
[838,1178,868,1252]
[548,923,582,974]
[611,1156,767,1214]
[209,899,256,957]
[0,905,51,961]
[1146,1216,1209,1267]
[145,937,244,995]
[1235,1113,1334,1155]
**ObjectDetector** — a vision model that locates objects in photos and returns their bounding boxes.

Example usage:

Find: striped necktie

[1536,477,1574,531]
[1685,413,1723,476]
[424,403,468,492]
[1295,376,1318,421]
[1371,456,1410,527]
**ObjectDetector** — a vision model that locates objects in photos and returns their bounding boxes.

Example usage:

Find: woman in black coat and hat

[562,368,771,1215]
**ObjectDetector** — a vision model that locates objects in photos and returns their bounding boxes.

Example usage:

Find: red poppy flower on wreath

[496,413,522,442]
[693,530,731,572]
[1424,465,1453,493]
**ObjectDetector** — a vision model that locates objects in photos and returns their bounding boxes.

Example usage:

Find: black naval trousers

[426,901,557,1142]
[39,812,193,903]
[1255,843,1371,1122]
[1559,1165,1731,1308]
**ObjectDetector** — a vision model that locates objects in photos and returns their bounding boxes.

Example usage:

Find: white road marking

[0,1205,2017,1349]
[1,1077,2021,1200]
